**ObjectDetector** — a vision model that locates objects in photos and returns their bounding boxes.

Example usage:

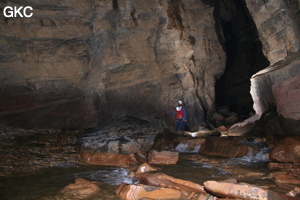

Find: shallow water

[0,166,123,200]
[0,143,295,200]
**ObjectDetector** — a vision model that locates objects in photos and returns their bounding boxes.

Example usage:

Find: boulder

[268,162,300,179]
[250,53,300,135]
[213,113,225,121]
[77,118,161,166]
[224,113,239,125]
[274,174,300,185]
[199,136,254,158]
[115,183,181,200]
[148,150,179,165]
[217,126,229,137]
[78,118,160,154]
[136,163,157,174]
[79,150,138,167]
[60,178,100,197]
[228,114,260,137]
[204,180,297,200]
[287,187,300,198]
[136,172,206,194]
[272,75,300,135]
[268,137,300,163]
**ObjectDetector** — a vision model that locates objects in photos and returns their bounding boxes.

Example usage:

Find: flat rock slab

[199,136,254,158]
[204,180,297,200]
[268,136,300,163]
[148,150,179,165]
[115,183,181,200]
[78,118,161,154]
[136,172,206,194]
[79,150,138,167]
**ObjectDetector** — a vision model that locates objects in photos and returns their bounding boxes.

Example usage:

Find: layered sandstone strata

[245,0,300,135]
[0,0,225,130]
[0,0,299,136]
[245,0,300,65]
[0,1,95,128]
[250,52,300,135]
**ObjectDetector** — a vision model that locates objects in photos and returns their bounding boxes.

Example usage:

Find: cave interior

[214,0,269,117]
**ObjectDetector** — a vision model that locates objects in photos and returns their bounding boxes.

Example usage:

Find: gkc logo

[3,6,33,18]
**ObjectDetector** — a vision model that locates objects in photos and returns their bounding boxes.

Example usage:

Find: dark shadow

[213,0,270,116]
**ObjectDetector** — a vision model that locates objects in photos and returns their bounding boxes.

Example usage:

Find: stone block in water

[148,150,179,165]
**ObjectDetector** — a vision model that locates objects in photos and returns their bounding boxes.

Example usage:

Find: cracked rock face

[77,117,161,154]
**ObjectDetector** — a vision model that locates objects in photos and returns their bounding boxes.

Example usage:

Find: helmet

[178,100,183,105]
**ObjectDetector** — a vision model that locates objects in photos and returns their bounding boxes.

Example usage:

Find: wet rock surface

[182,153,267,181]
[136,163,157,174]
[114,161,299,200]
[1,123,300,199]
[0,124,84,176]
[77,118,161,154]
[115,183,181,200]
[204,180,297,200]
[148,150,179,165]
[250,52,300,135]
[79,151,138,167]
[136,172,206,194]
[152,130,205,152]
[268,136,300,163]
[199,136,255,158]
[77,118,162,167]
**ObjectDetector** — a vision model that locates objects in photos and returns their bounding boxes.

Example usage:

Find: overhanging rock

[250,52,300,136]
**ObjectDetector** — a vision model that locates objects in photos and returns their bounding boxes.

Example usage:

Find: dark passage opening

[214,0,269,116]
[112,0,119,10]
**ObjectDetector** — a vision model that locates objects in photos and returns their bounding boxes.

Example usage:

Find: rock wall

[85,0,226,130]
[0,0,226,130]
[250,52,300,135]
[245,0,300,135]
[0,1,95,128]
[3,0,297,133]
[245,0,300,65]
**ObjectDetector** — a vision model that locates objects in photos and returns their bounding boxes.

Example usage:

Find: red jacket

[174,106,186,120]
